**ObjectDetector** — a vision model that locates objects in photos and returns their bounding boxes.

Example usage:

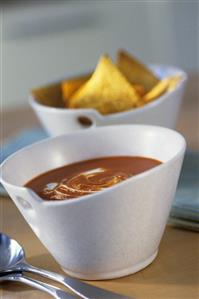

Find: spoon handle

[0,273,76,299]
[20,262,133,299]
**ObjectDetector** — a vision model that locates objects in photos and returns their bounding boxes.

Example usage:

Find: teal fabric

[0,128,48,196]
[0,128,48,163]
[169,151,199,231]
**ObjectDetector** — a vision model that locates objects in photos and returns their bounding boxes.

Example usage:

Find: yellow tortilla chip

[70,55,140,115]
[135,98,145,108]
[133,84,146,97]
[143,75,182,103]
[62,74,90,106]
[167,75,182,92]
[117,50,159,92]
[143,78,170,103]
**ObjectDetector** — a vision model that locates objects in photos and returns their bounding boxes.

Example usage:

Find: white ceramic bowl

[29,65,187,136]
[0,125,186,280]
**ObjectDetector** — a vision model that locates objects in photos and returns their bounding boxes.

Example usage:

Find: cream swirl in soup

[25,156,161,201]
[41,168,130,200]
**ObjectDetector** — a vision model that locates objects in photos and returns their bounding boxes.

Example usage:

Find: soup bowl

[0,125,186,280]
[29,65,187,136]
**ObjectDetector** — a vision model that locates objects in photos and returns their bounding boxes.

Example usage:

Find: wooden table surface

[1,94,199,299]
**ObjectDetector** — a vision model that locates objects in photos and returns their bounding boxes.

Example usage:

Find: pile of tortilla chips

[62,50,182,115]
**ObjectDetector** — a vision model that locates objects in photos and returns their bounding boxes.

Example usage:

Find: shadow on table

[2,227,198,294]
[117,227,198,286]
[28,253,62,274]
[1,253,62,293]
[1,281,32,292]
[29,228,198,288]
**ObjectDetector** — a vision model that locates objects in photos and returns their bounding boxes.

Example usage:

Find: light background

[1,0,198,110]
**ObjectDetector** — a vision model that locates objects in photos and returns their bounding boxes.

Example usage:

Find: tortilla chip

[117,50,159,92]
[62,74,91,106]
[143,78,170,103]
[133,84,146,97]
[70,55,140,115]
[135,98,145,108]
[167,75,182,92]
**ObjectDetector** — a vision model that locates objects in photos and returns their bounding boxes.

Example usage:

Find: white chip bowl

[29,65,187,136]
[0,125,186,280]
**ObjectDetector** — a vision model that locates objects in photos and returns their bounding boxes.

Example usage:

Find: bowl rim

[29,64,188,120]
[0,125,186,207]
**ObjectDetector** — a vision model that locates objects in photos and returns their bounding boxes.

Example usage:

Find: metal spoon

[0,233,133,299]
[0,272,76,298]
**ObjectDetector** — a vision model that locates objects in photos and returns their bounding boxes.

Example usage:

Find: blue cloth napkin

[0,128,48,196]
[169,151,199,231]
[1,128,199,231]
[0,128,48,163]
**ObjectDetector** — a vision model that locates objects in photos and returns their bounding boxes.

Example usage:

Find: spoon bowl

[0,234,24,270]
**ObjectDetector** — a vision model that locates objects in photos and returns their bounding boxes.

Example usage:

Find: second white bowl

[30,65,187,136]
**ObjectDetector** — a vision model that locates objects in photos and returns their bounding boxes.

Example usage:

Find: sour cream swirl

[41,167,130,200]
